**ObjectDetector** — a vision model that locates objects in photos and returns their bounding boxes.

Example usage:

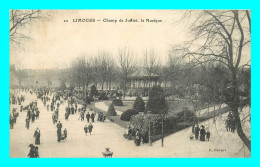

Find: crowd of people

[225,112,236,133]
[9,93,25,129]
[25,100,40,129]
[11,86,242,158]
[10,87,106,157]
[123,125,143,146]
[192,124,211,141]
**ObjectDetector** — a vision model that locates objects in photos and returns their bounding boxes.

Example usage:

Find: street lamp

[161,113,164,147]
[147,111,152,146]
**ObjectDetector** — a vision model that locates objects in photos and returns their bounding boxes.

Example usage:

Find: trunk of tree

[213,105,216,123]
[124,79,127,92]
[219,103,222,116]
[101,82,104,93]
[230,70,251,152]
[86,83,89,95]
[109,78,111,91]
[164,78,167,90]
[83,85,85,99]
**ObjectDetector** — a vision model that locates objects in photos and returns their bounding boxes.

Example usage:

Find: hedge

[107,104,117,116]
[120,109,138,121]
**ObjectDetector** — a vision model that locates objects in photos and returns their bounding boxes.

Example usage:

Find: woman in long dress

[34,128,41,145]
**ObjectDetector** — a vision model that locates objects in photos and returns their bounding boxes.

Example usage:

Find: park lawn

[167,99,218,116]
[104,101,135,112]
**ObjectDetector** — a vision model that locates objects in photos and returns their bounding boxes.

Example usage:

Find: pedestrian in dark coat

[57,121,62,130]
[34,128,41,145]
[206,130,210,141]
[231,118,236,133]
[34,146,39,158]
[80,111,84,121]
[25,117,30,129]
[52,113,56,124]
[28,144,36,158]
[88,123,93,135]
[31,112,35,123]
[51,103,54,111]
[57,121,62,142]
[91,113,95,122]
[27,110,31,120]
[84,125,88,135]
[65,111,69,120]
[200,125,206,141]
[86,112,90,123]
[134,130,141,146]
[63,128,67,140]
[57,128,62,142]
[35,109,40,120]
[71,106,74,115]
[10,115,14,129]
[195,125,200,140]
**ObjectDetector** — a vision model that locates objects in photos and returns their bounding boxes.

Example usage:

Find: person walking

[80,110,84,121]
[86,112,90,123]
[195,124,200,140]
[206,130,210,141]
[63,128,67,140]
[34,146,39,158]
[31,112,36,123]
[10,115,14,129]
[28,144,36,158]
[231,118,236,133]
[25,116,30,130]
[200,125,206,141]
[35,108,40,120]
[135,130,141,146]
[84,125,88,135]
[57,121,62,142]
[34,128,41,145]
[88,123,93,135]
[65,110,69,120]
[27,109,31,120]
[91,112,95,123]
[52,113,56,124]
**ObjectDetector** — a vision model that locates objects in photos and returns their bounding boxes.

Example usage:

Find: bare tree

[117,47,137,91]
[10,10,42,48]
[143,49,160,88]
[177,10,251,151]
[167,53,184,88]
[92,51,114,93]
[70,56,94,98]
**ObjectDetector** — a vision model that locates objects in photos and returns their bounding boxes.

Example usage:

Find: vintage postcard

[9,10,251,158]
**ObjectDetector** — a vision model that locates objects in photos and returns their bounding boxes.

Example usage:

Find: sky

[10,10,190,70]
[10,10,250,70]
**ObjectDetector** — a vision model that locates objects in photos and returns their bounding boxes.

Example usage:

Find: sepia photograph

[9,10,251,158]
